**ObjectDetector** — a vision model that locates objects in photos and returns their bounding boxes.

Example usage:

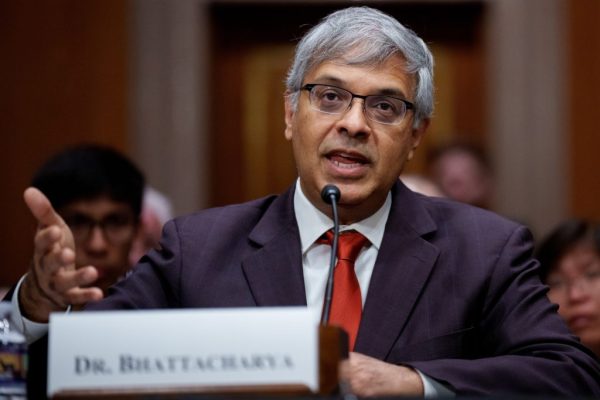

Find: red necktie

[319,230,369,350]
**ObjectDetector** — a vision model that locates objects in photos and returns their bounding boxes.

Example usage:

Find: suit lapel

[355,182,439,359]
[241,186,307,307]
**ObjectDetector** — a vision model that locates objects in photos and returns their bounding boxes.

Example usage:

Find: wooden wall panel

[0,0,128,286]
[568,0,600,219]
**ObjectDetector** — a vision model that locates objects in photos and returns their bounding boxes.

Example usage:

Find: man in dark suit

[14,6,600,397]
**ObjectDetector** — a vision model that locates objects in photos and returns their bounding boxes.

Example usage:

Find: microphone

[320,184,341,325]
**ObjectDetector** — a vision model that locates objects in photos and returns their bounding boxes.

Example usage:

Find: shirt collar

[293,179,391,254]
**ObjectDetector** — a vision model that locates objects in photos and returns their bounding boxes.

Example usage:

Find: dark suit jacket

[80,181,599,395]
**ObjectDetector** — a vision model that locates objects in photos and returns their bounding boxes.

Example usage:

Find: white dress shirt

[10,275,49,344]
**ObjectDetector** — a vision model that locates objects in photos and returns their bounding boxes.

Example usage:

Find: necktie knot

[320,230,369,262]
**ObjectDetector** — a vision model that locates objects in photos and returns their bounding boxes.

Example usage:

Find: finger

[64,286,104,306]
[32,243,74,279]
[30,264,95,309]
[30,247,78,308]
[24,187,64,227]
[28,267,71,310]
[338,358,351,381]
[33,225,62,256]
[51,266,99,294]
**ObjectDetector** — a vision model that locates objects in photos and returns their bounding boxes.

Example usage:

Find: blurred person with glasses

[536,219,600,357]
[3,144,144,398]
[17,144,145,299]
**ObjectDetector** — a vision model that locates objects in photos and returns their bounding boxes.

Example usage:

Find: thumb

[23,187,64,227]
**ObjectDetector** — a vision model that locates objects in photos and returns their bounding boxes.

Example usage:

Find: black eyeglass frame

[63,213,137,245]
[300,83,415,125]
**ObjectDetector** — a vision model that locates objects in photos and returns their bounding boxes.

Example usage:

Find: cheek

[546,294,570,321]
[117,240,134,258]
[593,292,600,313]
[556,305,570,321]
[291,118,329,159]
[547,291,565,309]
[378,135,411,171]
[74,253,87,269]
[107,241,135,268]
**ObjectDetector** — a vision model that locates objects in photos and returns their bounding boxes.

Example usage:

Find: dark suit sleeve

[406,225,600,396]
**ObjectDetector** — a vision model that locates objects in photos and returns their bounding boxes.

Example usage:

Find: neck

[335,202,383,225]
[296,179,391,225]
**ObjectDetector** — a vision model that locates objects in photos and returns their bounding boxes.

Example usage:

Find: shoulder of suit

[170,193,281,226]
[416,194,525,232]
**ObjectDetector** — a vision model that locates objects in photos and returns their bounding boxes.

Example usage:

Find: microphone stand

[318,185,352,397]
[320,185,341,325]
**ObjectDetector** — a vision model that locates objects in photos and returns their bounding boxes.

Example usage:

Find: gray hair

[286,6,434,127]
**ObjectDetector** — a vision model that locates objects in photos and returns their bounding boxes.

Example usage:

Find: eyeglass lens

[64,213,135,244]
[548,269,600,293]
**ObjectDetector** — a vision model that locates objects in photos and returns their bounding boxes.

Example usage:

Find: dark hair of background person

[31,144,145,217]
[536,219,600,282]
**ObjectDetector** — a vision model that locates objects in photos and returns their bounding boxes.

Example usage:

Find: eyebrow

[310,75,409,99]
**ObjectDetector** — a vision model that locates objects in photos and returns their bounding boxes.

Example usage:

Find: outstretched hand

[19,187,103,322]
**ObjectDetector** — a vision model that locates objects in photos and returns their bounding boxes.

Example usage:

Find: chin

[337,184,378,203]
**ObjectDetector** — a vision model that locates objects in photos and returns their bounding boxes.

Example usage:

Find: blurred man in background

[5,144,145,398]
[427,141,494,209]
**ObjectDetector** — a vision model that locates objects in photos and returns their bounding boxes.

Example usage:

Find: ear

[284,93,295,141]
[407,118,430,161]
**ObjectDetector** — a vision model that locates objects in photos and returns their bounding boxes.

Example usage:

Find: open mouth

[327,151,370,169]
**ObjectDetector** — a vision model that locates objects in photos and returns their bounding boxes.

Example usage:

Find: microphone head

[320,184,341,204]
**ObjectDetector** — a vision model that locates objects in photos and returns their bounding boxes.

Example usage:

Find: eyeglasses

[547,269,600,294]
[301,83,414,125]
[63,213,136,245]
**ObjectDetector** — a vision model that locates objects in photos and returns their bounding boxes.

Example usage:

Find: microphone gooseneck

[320,184,341,325]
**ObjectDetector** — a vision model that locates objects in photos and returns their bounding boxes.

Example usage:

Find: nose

[336,99,371,138]
[85,225,109,252]
[566,279,591,303]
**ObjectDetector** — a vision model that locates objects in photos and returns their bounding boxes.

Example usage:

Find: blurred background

[1,0,598,286]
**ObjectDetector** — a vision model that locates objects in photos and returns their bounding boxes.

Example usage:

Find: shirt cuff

[10,274,50,344]
[416,369,455,397]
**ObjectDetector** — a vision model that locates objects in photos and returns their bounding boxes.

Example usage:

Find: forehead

[553,242,600,275]
[305,54,416,98]
[59,197,134,219]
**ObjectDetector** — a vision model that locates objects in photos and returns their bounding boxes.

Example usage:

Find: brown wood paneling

[568,0,600,220]
[0,0,128,286]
